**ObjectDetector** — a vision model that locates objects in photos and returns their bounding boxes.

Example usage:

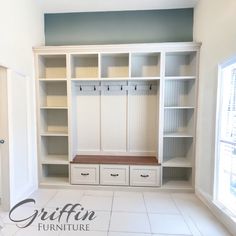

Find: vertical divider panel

[67,54,71,162]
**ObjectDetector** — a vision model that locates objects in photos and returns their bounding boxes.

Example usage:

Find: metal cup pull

[110,174,119,177]
[81,173,89,176]
[0,140,5,144]
[140,174,149,178]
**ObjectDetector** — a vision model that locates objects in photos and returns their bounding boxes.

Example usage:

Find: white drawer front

[70,164,99,185]
[130,165,161,187]
[100,165,129,186]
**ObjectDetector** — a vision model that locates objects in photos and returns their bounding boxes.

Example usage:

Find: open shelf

[41,155,68,165]
[71,54,98,78]
[162,167,192,189]
[164,79,195,107]
[165,52,196,77]
[41,136,68,161]
[39,81,67,107]
[38,55,67,79]
[131,53,160,77]
[163,109,194,137]
[101,53,129,78]
[163,137,193,167]
[40,109,68,134]
[41,164,69,185]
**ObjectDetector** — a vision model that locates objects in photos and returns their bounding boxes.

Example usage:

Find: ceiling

[38,0,198,14]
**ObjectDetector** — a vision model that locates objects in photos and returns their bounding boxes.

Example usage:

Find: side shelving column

[36,54,70,186]
[162,51,198,190]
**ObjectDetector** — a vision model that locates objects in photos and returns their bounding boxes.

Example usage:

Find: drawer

[70,164,99,185]
[130,165,161,187]
[100,165,129,186]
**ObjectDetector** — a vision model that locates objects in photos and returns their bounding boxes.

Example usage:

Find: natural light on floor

[216,59,236,218]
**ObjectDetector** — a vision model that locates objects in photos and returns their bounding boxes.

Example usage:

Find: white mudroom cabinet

[34,42,200,191]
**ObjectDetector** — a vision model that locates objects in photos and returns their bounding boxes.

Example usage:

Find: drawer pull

[140,174,149,178]
[110,174,119,177]
[81,173,89,176]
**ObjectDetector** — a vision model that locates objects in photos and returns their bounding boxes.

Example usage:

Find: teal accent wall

[45,9,193,45]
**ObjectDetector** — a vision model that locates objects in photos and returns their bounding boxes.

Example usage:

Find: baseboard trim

[195,188,236,235]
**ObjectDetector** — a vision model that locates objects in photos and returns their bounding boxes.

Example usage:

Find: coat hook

[135,85,137,91]
[108,85,110,91]
[121,85,123,91]
[150,84,152,90]
[80,85,82,91]
[94,85,96,91]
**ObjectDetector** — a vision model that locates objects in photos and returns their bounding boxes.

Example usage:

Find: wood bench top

[71,155,160,165]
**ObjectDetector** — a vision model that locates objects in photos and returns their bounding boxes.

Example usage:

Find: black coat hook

[108,85,110,91]
[80,86,82,91]
[121,85,123,91]
[94,85,96,91]
[150,84,152,90]
[135,85,137,91]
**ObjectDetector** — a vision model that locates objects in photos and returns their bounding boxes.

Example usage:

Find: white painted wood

[101,81,127,152]
[128,81,157,153]
[38,55,67,78]
[75,85,101,152]
[38,0,198,14]
[165,52,197,77]
[130,165,161,186]
[101,53,129,78]
[100,164,129,186]
[164,80,195,107]
[42,164,69,183]
[39,81,67,107]
[131,53,160,77]
[5,70,37,207]
[71,164,99,185]
[34,42,200,189]
[71,54,99,78]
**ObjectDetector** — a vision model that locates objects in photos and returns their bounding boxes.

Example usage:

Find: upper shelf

[38,55,67,79]
[165,52,197,77]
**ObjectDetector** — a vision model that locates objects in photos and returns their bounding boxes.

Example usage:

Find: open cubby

[165,52,196,77]
[162,167,192,188]
[38,55,67,79]
[42,164,69,183]
[40,109,68,134]
[101,53,129,78]
[163,137,193,167]
[71,54,99,78]
[164,109,194,137]
[41,136,68,162]
[39,81,67,107]
[131,53,160,77]
[164,80,195,107]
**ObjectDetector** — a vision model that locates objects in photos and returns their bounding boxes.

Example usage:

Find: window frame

[214,55,236,218]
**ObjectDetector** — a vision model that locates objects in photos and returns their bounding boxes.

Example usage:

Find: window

[215,57,236,217]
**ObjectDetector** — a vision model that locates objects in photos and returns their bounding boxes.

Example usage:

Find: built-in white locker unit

[34,42,200,190]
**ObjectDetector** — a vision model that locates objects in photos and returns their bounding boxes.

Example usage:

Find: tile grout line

[107,191,114,236]
[170,193,203,236]
[142,192,152,234]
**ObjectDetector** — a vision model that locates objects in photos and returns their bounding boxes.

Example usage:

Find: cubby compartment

[40,109,68,135]
[71,54,99,78]
[164,109,194,137]
[101,53,129,78]
[164,80,195,107]
[163,137,193,167]
[41,136,68,163]
[42,164,69,184]
[162,167,192,189]
[38,55,67,79]
[165,52,196,77]
[39,81,67,107]
[131,53,160,77]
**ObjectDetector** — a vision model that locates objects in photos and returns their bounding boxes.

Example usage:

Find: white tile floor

[0,189,232,236]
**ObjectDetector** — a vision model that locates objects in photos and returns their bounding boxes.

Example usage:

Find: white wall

[0,0,44,77]
[193,0,236,233]
[0,0,44,205]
